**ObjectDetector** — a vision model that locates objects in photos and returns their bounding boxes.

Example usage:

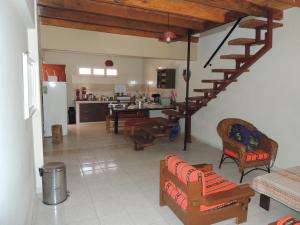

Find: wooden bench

[160,155,255,225]
[106,111,148,133]
[131,117,176,150]
[123,117,156,138]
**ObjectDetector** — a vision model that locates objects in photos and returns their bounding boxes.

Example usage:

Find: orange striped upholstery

[165,155,202,184]
[224,148,269,162]
[164,155,238,212]
[164,181,188,210]
[277,216,300,225]
[202,171,237,196]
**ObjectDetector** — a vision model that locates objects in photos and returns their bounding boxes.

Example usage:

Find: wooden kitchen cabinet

[157,69,175,89]
[79,103,109,123]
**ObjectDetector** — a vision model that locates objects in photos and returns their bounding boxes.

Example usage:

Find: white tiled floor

[35,123,299,225]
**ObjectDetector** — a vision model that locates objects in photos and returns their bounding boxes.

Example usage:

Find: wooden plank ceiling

[38,0,298,43]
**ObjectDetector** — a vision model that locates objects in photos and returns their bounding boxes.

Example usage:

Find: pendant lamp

[159,13,177,43]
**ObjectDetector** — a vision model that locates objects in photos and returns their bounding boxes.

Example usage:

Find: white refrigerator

[43,81,68,137]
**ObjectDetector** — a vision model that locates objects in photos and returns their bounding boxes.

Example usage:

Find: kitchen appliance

[81,87,87,100]
[152,94,161,104]
[116,96,130,103]
[75,89,80,101]
[43,81,68,137]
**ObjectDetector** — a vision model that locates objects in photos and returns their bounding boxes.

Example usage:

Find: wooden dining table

[110,104,176,134]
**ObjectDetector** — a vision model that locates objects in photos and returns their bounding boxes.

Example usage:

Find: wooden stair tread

[220,54,252,60]
[176,102,199,109]
[193,88,216,93]
[240,19,283,29]
[212,69,249,73]
[228,38,265,46]
[162,109,184,118]
[188,96,206,101]
[152,117,176,127]
[141,126,167,138]
[202,79,231,84]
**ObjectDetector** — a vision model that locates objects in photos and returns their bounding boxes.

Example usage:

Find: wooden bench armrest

[202,184,255,206]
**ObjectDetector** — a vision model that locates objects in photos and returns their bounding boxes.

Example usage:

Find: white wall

[174,8,300,169]
[43,51,145,106]
[0,1,41,225]
[28,3,44,194]
[41,25,198,60]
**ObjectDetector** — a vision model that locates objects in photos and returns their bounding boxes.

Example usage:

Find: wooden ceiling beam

[39,6,190,36]
[275,0,300,7]
[38,0,206,31]
[92,0,235,23]
[185,0,269,17]
[40,17,200,43]
[246,0,296,10]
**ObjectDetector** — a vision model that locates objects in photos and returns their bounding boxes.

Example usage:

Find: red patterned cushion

[224,148,269,162]
[165,155,203,184]
[277,216,300,225]
[164,181,188,210]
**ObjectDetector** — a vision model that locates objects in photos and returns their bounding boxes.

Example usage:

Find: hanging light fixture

[159,13,177,43]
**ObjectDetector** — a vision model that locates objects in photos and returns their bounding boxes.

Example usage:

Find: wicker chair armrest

[201,184,255,206]
[260,136,278,167]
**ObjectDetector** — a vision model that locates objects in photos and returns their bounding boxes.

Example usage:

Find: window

[129,80,137,85]
[93,68,105,76]
[22,53,38,119]
[106,68,118,76]
[79,67,91,75]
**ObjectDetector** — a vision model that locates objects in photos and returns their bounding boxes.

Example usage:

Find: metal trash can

[39,162,68,205]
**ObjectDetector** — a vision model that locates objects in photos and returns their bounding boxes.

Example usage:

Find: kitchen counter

[76,101,113,124]
[76,100,118,104]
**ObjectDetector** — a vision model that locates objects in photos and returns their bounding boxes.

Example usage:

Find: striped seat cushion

[165,155,202,184]
[202,171,237,195]
[224,148,269,162]
[276,216,300,225]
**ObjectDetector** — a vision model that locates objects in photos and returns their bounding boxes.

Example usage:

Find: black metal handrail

[204,17,244,68]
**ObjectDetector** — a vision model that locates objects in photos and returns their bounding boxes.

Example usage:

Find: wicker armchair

[217,118,278,183]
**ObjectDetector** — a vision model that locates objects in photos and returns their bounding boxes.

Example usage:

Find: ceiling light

[159,13,177,43]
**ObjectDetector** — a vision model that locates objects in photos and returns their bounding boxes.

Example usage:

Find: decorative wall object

[105,60,114,67]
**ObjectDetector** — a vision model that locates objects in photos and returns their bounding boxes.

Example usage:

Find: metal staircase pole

[184,30,192,151]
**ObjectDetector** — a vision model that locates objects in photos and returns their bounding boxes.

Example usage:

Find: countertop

[76,100,118,104]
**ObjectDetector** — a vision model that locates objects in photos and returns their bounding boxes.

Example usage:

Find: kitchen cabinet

[157,69,175,89]
[76,102,109,123]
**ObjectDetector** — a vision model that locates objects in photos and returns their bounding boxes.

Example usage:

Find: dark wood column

[183,30,192,151]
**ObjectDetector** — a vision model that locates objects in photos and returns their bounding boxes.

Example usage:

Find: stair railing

[203,17,244,68]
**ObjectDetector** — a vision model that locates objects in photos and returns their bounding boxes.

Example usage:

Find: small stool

[52,124,62,144]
